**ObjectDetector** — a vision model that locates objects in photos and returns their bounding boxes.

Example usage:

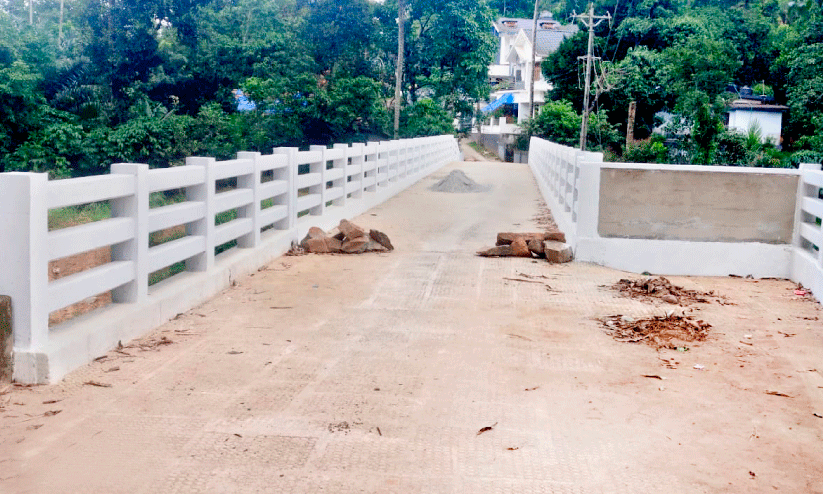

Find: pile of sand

[431,170,490,193]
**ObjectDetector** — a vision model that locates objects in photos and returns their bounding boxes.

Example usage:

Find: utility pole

[528,0,539,121]
[626,100,636,146]
[393,0,405,139]
[572,4,609,151]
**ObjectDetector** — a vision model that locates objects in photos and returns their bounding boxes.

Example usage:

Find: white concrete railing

[527,136,603,241]
[793,163,823,300]
[0,135,460,383]
[528,136,823,304]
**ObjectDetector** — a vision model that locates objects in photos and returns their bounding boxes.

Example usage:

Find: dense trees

[0,0,496,177]
[537,0,823,165]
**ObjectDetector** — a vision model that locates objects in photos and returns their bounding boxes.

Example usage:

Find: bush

[623,136,669,163]
[400,99,454,138]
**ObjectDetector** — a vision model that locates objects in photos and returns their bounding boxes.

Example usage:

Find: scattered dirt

[599,313,712,349]
[608,276,729,306]
[532,199,558,231]
[431,170,491,193]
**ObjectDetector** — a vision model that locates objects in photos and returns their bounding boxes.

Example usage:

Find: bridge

[1,137,822,491]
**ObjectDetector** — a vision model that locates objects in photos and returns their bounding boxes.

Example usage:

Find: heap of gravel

[430,170,491,193]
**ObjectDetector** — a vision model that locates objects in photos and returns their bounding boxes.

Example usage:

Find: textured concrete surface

[598,168,798,243]
[1,161,822,493]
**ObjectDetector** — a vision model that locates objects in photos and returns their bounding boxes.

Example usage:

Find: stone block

[339,219,366,240]
[341,237,370,254]
[527,238,545,256]
[369,229,394,251]
[544,241,573,263]
[477,245,514,257]
[511,237,532,257]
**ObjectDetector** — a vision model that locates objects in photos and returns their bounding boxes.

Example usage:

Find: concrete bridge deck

[2,159,822,493]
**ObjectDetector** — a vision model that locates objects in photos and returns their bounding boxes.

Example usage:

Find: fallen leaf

[506,447,520,451]
[476,422,498,436]
[765,390,791,398]
[104,366,120,373]
[643,375,664,380]
[83,381,112,388]
[26,424,43,431]
[43,410,61,417]
[42,400,61,404]
[813,413,822,419]
[227,351,243,355]
[524,386,540,391]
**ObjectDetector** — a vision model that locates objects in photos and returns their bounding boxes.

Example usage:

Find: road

[2,159,822,493]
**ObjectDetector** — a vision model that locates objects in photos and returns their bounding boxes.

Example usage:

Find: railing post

[309,145,328,216]
[236,151,262,248]
[332,143,349,207]
[185,157,216,272]
[110,163,149,303]
[350,142,365,198]
[273,147,298,229]
[0,173,49,356]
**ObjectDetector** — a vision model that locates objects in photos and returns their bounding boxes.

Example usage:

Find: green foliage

[519,100,581,148]
[623,137,669,164]
[400,99,454,138]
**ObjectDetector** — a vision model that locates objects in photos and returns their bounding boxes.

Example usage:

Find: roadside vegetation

[522,0,823,167]
[0,0,496,179]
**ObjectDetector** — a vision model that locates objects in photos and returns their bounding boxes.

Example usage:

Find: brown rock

[303,237,330,253]
[341,237,370,254]
[327,227,346,241]
[511,237,532,257]
[327,236,343,253]
[477,245,514,257]
[369,229,394,251]
[300,227,330,253]
[544,241,573,263]
[496,232,541,246]
[544,231,566,243]
[661,294,679,305]
[496,231,566,246]
[527,238,545,256]
[339,219,366,240]
[368,241,388,252]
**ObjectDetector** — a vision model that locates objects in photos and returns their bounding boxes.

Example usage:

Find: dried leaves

[599,314,712,349]
[608,277,728,306]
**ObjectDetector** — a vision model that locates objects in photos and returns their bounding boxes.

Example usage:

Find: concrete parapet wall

[528,137,822,303]
[598,167,798,243]
[0,135,460,383]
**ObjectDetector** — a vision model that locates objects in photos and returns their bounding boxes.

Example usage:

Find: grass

[48,202,111,231]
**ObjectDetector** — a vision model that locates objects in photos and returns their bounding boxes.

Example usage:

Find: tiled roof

[523,28,578,56]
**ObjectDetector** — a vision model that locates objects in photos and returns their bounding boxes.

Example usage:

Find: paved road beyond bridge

[2,160,822,493]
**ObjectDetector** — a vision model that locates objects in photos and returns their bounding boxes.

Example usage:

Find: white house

[483,13,578,124]
[727,98,788,145]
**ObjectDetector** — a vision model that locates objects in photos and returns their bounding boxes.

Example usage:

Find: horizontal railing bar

[147,166,205,192]
[297,173,321,189]
[47,175,134,209]
[48,217,134,261]
[214,189,253,214]
[296,193,321,212]
[259,180,288,199]
[215,218,253,246]
[214,159,254,181]
[48,261,134,312]
[148,202,205,233]
[148,235,205,273]
[259,205,288,226]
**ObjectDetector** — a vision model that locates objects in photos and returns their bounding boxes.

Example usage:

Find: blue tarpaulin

[481,93,514,113]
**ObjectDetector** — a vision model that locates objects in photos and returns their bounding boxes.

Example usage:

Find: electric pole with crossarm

[572,4,610,151]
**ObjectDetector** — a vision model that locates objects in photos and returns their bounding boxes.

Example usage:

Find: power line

[571,3,610,151]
